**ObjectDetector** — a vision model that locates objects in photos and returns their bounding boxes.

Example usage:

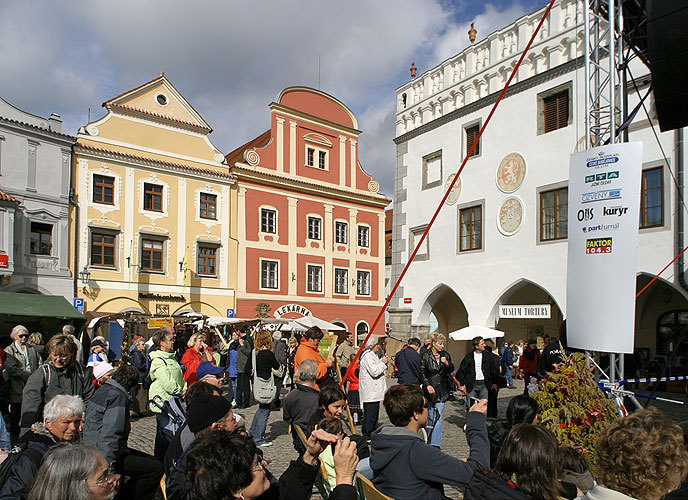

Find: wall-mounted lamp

[351,278,357,286]
[179,261,185,273]
[79,267,91,293]
[291,272,296,282]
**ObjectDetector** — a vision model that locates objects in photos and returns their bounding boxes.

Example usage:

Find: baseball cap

[196,361,226,380]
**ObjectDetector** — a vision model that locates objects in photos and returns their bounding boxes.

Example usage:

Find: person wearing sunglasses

[21,334,95,432]
[5,325,40,439]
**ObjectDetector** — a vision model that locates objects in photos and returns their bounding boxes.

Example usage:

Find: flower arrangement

[533,350,618,469]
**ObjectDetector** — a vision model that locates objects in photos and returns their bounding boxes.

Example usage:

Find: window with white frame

[261,260,279,289]
[306,146,328,170]
[356,322,369,338]
[334,268,348,294]
[197,245,217,276]
[335,221,348,244]
[261,208,277,234]
[307,265,323,293]
[357,225,370,247]
[357,270,371,296]
[90,231,117,268]
[141,238,165,272]
[308,216,322,240]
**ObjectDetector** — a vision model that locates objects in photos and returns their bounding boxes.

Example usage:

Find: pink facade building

[227,87,389,338]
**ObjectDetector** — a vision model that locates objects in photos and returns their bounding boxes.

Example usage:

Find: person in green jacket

[148,325,185,461]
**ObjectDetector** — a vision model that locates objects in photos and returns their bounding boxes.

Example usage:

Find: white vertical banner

[566,142,643,353]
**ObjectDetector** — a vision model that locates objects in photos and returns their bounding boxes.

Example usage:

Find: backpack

[0,446,43,490]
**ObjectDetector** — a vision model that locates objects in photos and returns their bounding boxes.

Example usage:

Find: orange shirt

[294,338,328,387]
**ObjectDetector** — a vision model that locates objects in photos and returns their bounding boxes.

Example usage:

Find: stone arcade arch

[488,279,564,345]
[417,283,470,364]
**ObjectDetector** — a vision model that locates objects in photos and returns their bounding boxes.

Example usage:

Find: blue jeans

[427,401,445,447]
[504,365,514,387]
[230,378,237,400]
[249,405,271,444]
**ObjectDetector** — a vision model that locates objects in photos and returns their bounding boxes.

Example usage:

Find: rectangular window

[334,268,348,294]
[465,124,480,158]
[640,167,663,228]
[409,225,429,261]
[307,265,323,293]
[141,239,164,272]
[307,148,315,167]
[318,150,326,170]
[543,90,569,133]
[197,246,217,276]
[199,193,217,220]
[540,187,568,241]
[261,260,278,289]
[357,225,370,247]
[422,151,442,190]
[308,216,322,240]
[261,208,276,233]
[93,175,115,204]
[143,183,163,212]
[357,270,371,296]
[91,233,116,267]
[459,205,482,251]
[335,221,348,244]
[30,222,52,255]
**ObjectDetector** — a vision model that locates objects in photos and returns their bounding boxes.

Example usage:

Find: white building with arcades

[389,0,688,370]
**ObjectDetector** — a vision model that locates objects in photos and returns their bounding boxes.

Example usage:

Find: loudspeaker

[646,0,688,132]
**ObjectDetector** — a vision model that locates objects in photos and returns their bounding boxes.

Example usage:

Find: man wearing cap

[4,325,39,438]
[195,361,226,391]
[163,391,237,477]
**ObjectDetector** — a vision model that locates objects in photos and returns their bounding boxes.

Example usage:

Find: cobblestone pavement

[128,378,688,499]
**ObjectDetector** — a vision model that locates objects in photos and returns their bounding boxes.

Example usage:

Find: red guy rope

[635,243,688,298]
[341,0,559,387]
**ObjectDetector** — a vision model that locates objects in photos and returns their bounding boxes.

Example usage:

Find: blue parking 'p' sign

[73,298,85,313]
[226,309,235,318]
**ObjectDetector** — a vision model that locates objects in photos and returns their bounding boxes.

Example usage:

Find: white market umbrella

[448,325,505,341]
[292,315,345,331]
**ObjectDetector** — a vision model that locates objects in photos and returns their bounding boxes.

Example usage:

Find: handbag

[252,349,277,404]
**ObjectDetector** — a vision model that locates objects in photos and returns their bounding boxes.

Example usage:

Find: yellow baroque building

[71,75,238,321]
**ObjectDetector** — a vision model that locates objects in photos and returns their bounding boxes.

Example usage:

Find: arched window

[356,322,369,339]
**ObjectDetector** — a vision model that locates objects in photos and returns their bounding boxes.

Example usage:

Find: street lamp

[79,267,91,293]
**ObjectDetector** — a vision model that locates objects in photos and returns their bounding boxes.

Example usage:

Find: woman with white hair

[27,444,119,500]
[358,336,388,440]
[0,394,84,499]
[4,325,40,439]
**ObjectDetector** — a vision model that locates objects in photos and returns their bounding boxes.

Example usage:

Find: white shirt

[474,352,484,380]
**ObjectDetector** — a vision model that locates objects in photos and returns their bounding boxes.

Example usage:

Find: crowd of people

[0,321,683,500]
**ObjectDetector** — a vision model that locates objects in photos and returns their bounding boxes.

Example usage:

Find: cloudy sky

[0,0,544,199]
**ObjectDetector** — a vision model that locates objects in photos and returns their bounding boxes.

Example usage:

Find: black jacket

[166,451,357,500]
[418,350,455,403]
[131,349,147,382]
[395,347,421,385]
[538,341,567,378]
[463,468,532,500]
[456,350,500,393]
[0,425,56,499]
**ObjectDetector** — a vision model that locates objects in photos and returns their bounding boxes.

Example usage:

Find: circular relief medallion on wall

[245,150,260,166]
[498,196,523,236]
[444,174,462,205]
[368,180,379,193]
[496,153,526,193]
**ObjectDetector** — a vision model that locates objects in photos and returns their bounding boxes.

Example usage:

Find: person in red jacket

[345,362,362,425]
[181,332,214,385]
[518,339,540,394]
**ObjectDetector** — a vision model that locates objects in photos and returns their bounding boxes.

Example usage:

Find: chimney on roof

[468,22,477,44]
[48,113,62,133]
[410,62,417,79]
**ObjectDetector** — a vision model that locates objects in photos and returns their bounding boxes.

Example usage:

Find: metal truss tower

[584,0,626,383]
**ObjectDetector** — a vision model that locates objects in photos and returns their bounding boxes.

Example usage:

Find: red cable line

[341,0,558,386]
[635,243,688,298]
